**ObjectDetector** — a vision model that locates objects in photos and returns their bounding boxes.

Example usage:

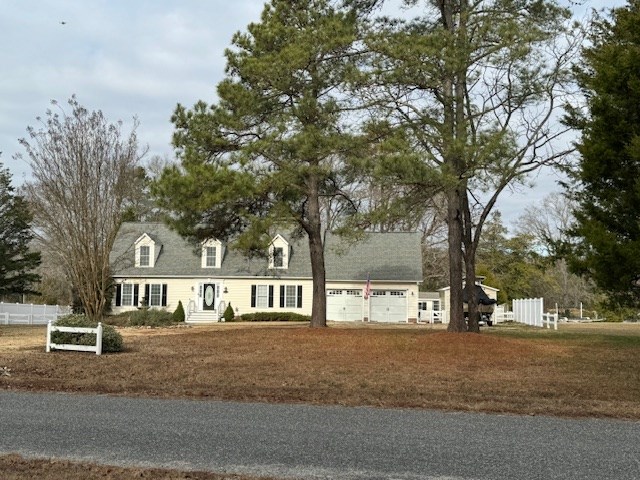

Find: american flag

[364,273,371,300]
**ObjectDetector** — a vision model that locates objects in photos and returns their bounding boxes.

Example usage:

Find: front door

[203,283,216,311]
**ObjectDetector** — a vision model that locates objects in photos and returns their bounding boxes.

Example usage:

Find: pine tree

[565,1,640,307]
[153,0,367,327]
[0,162,40,297]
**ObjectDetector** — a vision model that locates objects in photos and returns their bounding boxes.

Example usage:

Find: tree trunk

[307,174,327,328]
[465,259,479,333]
[447,186,466,332]
[462,189,480,333]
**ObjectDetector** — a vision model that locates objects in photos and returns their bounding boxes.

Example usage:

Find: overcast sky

[0,0,625,229]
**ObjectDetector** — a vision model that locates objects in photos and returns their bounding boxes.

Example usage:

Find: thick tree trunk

[465,260,479,333]
[307,174,327,328]
[447,187,466,332]
[462,190,480,333]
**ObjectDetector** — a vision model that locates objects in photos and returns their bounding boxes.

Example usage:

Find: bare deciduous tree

[17,97,146,320]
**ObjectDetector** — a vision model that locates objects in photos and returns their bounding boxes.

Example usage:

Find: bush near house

[52,314,123,353]
[106,309,176,327]
[223,303,235,322]
[239,312,310,322]
[173,301,185,323]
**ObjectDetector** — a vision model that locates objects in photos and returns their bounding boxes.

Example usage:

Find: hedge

[239,312,310,322]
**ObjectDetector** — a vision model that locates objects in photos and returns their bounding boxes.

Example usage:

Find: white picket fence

[0,302,71,325]
[46,320,104,355]
[512,298,558,330]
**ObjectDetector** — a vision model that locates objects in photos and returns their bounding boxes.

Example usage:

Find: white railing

[542,312,559,330]
[493,305,514,324]
[418,310,447,324]
[0,302,71,325]
[186,299,196,322]
[512,298,558,330]
[46,320,103,355]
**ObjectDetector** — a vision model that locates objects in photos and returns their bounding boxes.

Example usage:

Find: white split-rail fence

[46,320,104,355]
[0,302,71,325]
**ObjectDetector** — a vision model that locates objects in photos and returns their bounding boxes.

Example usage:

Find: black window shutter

[133,284,139,306]
[144,284,150,306]
[115,284,122,307]
[161,284,168,306]
[251,285,256,308]
[280,285,285,308]
[268,285,274,308]
[297,285,303,308]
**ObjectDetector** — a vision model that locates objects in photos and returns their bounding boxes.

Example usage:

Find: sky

[0,0,625,229]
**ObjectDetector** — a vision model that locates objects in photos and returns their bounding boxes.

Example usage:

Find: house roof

[110,222,423,282]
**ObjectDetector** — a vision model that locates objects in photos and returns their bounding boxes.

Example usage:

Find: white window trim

[149,284,162,307]
[256,285,269,308]
[122,284,134,306]
[284,285,297,308]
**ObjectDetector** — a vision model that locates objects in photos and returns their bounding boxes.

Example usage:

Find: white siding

[112,277,420,323]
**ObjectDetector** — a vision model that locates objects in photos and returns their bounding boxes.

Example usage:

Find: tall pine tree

[0,161,40,297]
[565,1,640,308]
[153,0,367,327]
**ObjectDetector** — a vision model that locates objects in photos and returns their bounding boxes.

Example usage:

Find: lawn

[2,321,640,419]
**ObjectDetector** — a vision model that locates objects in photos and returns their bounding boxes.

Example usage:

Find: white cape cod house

[110,222,423,323]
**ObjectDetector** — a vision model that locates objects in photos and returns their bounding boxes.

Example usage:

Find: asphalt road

[1,391,639,479]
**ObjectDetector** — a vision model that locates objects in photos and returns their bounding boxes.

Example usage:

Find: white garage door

[370,290,408,323]
[327,289,363,322]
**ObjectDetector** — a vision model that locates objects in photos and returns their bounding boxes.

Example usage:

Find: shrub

[127,309,175,326]
[173,301,185,323]
[223,303,235,322]
[52,314,123,353]
[239,312,310,322]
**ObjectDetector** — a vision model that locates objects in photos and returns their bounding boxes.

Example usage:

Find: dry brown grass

[1,322,640,419]
[0,454,271,480]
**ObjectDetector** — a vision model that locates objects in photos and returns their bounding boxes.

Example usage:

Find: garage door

[370,290,408,323]
[327,289,363,322]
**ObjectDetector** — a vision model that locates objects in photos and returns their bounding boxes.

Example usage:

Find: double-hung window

[115,283,139,307]
[122,284,133,306]
[149,284,162,306]
[142,283,167,307]
[139,246,150,267]
[273,247,284,268]
[251,285,274,308]
[285,285,297,307]
[279,285,303,308]
[205,246,216,267]
[256,285,269,308]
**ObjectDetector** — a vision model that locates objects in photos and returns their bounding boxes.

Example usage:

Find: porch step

[186,311,220,324]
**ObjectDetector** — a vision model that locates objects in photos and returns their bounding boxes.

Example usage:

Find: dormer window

[273,247,284,268]
[269,234,289,269]
[201,239,223,268]
[135,233,156,268]
[205,246,216,267]
[139,246,150,267]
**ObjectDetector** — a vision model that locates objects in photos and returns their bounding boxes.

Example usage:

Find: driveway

[1,391,639,479]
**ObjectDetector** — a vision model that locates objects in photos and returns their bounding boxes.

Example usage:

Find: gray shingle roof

[110,222,422,282]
